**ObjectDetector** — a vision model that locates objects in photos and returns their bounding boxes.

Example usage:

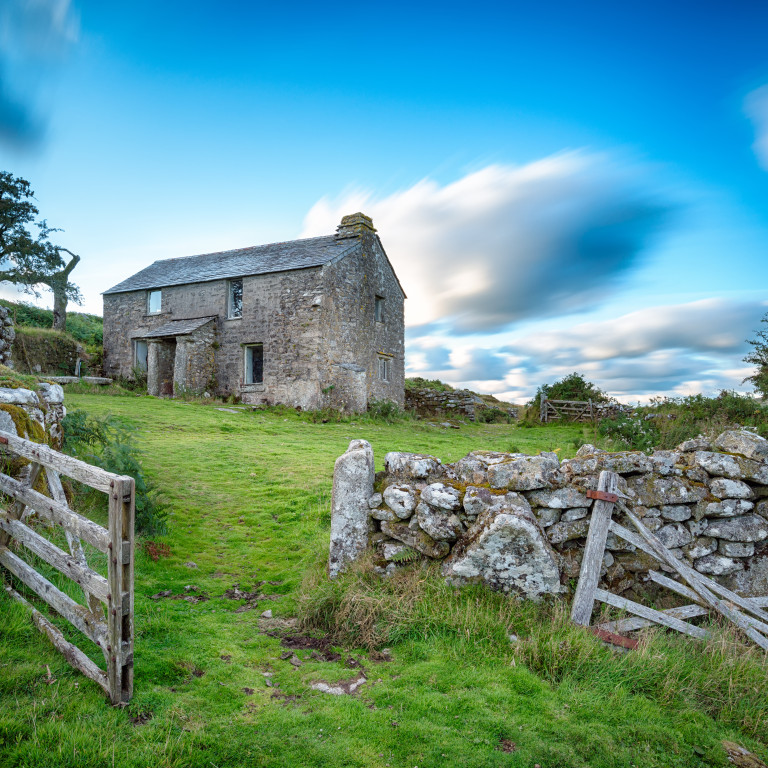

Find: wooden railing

[0,430,135,704]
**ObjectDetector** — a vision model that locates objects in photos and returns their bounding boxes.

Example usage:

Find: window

[228,279,243,318]
[378,356,391,382]
[244,344,264,385]
[147,290,162,314]
[134,340,148,371]
[374,295,385,322]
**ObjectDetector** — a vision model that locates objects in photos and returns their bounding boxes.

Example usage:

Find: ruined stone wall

[0,307,15,368]
[329,429,768,600]
[405,388,490,421]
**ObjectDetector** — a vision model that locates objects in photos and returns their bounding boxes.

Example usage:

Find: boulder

[713,429,768,461]
[656,523,693,550]
[415,501,464,541]
[441,499,562,600]
[708,478,754,500]
[380,520,450,559]
[453,451,510,485]
[487,453,563,491]
[694,554,745,576]
[660,504,692,522]
[718,540,754,558]
[382,484,418,520]
[626,475,703,507]
[677,436,712,452]
[683,536,717,560]
[694,451,768,485]
[421,483,461,511]
[547,518,590,544]
[526,487,590,509]
[697,498,754,519]
[384,452,442,480]
[705,515,768,543]
[329,440,375,579]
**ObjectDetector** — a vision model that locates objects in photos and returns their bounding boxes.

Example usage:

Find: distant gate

[539,398,597,423]
[0,430,135,704]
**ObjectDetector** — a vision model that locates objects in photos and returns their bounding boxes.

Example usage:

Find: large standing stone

[441,497,562,600]
[713,430,768,461]
[329,440,375,579]
[487,453,563,491]
[705,515,768,543]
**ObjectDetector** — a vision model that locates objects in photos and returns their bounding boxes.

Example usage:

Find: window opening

[148,290,162,314]
[244,344,264,385]
[228,279,243,318]
[374,295,385,322]
[378,356,391,382]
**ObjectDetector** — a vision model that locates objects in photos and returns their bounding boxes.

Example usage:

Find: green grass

[0,395,766,768]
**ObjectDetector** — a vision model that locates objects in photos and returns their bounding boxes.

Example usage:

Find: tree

[743,313,768,398]
[0,171,81,330]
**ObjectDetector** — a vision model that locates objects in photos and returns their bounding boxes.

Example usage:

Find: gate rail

[0,429,134,704]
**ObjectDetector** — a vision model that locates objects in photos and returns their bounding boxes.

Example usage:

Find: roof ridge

[148,234,336,266]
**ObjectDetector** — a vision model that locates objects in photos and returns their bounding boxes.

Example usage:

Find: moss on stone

[0,403,47,444]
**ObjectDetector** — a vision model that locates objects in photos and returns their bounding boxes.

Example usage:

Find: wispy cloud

[0,0,79,147]
[745,84,768,170]
[302,153,671,335]
[405,299,767,402]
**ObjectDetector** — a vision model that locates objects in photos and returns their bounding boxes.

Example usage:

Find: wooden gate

[0,429,135,704]
[540,398,596,423]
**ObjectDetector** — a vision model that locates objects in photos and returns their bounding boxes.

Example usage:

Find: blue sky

[2,0,767,402]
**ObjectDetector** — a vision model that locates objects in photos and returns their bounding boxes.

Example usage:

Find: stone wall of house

[329,429,768,600]
[102,214,406,411]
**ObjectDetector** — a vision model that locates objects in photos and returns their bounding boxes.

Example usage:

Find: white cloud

[403,298,767,402]
[746,85,768,170]
[302,153,669,335]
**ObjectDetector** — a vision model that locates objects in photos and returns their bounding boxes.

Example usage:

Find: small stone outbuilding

[102,213,405,411]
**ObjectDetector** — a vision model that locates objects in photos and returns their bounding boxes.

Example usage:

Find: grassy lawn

[0,394,766,768]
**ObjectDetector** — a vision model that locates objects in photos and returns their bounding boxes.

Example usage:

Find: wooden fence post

[570,470,619,626]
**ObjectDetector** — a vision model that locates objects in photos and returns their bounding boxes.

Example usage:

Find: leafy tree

[0,171,81,331]
[533,371,611,405]
[743,312,768,398]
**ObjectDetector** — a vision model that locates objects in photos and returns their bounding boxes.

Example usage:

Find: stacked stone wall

[0,307,15,367]
[405,387,514,421]
[330,429,768,600]
[0,381,65,448]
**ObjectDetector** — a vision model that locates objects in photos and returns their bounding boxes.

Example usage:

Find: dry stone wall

[0,381,65,448]
[0,307,15,367]
[329,429,768,599]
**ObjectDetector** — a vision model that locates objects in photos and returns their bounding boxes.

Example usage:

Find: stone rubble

[328,428,768,598]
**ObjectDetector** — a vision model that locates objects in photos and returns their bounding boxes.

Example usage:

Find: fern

[390,546,421,564]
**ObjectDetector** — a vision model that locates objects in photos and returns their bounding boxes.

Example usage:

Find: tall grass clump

[62,409,168,535]
[300,560,768,738]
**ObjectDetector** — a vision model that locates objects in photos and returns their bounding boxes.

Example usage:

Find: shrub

[363,398,411,424]
[404,377,454,393]
[526,372,612,422]
[598,412,660,452]
[62,409,168,535]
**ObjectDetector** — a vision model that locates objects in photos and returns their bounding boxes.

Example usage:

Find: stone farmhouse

[102,213,405,411]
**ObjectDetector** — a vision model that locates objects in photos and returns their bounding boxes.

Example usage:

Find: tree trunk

[52,282,67,331]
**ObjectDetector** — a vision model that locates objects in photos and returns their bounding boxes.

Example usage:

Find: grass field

[1,394,766,768]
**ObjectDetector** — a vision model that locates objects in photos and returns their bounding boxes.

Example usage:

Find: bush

[476,405,514,423]
[363,398,411,424]
[526,372,612,422]
[62,409,168,535]
[404,377,454,393]
[598,412,660,452]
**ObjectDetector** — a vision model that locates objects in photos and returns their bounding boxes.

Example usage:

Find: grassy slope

[0,395,765,768]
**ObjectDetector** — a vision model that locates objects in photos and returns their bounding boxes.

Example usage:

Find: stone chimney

[335,212,376,240]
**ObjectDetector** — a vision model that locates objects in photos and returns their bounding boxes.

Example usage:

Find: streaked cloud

[302,153,671,335]
[0,0,79,146]
[404,299,767,402]
[746,85,768,170]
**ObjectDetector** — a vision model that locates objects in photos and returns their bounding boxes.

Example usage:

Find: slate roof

[138,316,217,339]
[103,235,359,294]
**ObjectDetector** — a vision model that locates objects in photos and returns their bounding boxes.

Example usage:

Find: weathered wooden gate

[0,430,135,704]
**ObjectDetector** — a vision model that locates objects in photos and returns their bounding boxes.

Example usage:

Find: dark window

[244,344,263,384]
[229,279,243,318]
[374,295,385,322]
[148,290,162,314]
